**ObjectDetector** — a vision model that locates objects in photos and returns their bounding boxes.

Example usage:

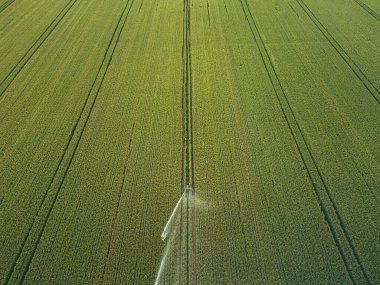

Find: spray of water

[154,211,181,285]
[155,186,213,284]
[154,241,170,285]
[161,191,186,241]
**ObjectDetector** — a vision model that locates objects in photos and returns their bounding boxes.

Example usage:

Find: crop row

[191,0,379,283]
[0,0,136,282]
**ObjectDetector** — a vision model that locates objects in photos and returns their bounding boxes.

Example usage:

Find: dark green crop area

[0,0,379,283]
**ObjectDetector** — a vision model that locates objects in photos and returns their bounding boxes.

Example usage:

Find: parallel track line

[100,122,135,282]
[0,0,15,14]
[179,0,187,280]
[0,0,78,97]
[238,0,372,283]
[352,0,380,22]
[295,0,380,104]
[3,0,136,283]
[179,0,196,282]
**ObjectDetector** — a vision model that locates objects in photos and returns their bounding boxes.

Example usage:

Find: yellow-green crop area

[0,0,379,283]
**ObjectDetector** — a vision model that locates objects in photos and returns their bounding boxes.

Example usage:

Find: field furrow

[0,0,78,97]
[0,0,134,282]
[295,0,380,94]
[4,0,137,283]
[6,0,183,283]
[243,0,380,282]
[191,0,360,283]
[179,0,197,282]
[0,0,14,14]
[354,0,380,21]
[239,0,374,283]
[0,0,76,84]
[294,0,379,103]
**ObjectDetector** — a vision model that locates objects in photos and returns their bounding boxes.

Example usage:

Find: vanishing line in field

[238,0,371,283]
[156,0,196,280]
[206,0,211,25]
[100,122,135,282]
[0,0,78,97]
[3,0,136,283]
[223,0,229,16]
[179,0,196,281]
[352,0,380,22]
[294,0,380,104]
[0,0,15,14]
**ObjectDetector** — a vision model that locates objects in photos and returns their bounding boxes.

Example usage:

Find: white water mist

[161,191,187,241]
[154,242,170,285]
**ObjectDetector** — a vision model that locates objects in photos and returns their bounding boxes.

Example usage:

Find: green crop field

[0,0,379,283]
